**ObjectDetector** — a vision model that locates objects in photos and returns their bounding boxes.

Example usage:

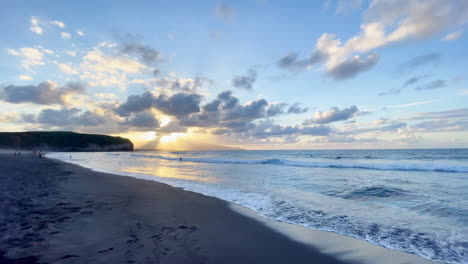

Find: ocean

[48,149,468,264]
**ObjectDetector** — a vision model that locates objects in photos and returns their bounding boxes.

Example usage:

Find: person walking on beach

[179,156,182,161]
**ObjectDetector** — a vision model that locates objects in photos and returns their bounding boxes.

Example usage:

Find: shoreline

[0,153,437,263]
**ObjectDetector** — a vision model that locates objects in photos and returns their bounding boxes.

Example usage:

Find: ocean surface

[49,149,468,264]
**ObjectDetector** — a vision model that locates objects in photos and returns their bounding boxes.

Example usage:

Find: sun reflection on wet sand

[120,159,218,183]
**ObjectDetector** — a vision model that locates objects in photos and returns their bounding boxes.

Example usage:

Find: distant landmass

[0,131,133,152]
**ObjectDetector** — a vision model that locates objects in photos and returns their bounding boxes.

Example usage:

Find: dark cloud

[116,92,201,118]
[29,108,105,126]
[154,93,202,118]
[232,69,257,90]
[266,103,287,117]
[251,123,331,137]
[156,76,213,93]
[306,105,359,124]
[277,52,324,70]
[178,91,280,128]
[379,75,429,96]
[277,51,377,80]
[212,120,331,138]
[415,80,447,90]
[287,103,309,114]
[121,112,160,128]
[0,81,85,105]
[121,41,162,65]
[403,76,425,87]
[115,91,155,117]
[327,53,379,80]
[399,52,440,72]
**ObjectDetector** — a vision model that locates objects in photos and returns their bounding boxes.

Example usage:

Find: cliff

[0,131,133,152]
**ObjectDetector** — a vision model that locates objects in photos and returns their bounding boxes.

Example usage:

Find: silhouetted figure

[179,156,182,161]
[70,155,72,159]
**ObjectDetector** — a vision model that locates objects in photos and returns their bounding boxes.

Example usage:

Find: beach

[0,152,439,264]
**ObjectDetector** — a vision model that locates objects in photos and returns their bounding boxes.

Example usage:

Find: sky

[0,0,467,150]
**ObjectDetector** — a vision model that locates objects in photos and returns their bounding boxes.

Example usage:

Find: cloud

[287,102,309,114]
[306,105,359,124]
[157,121,188,133]
[19,75,33,80]
[116,92,202,118]
[232,69,257,89]
[414,119,468,132]
[405,108,468,121]
[379,75,429,95]
[327,53,379,80]
[215,2,236,21]
[121,41,162,66]
[0,81,86,105]
[403,75,427,87]
[121,111,160,128]
[177,91,278,128]
[372,117,389,125]
[212,120,331,139]
[76,30,85,36]
[399,52,440,72]
[30,16,43,35]
[154,93,202,118]
[79,48,146,88]
[414,79,447,90]
[277,52,324,70]
[51,21,65,28]
[266,103,287,117]
[442,30,463,41]
[115,91,155,116]
[26,108,105,127]
[344,121,408,135]
[156,76,213,93]
[57,63,79,75]
[277,0,468,80]
[115,90,297,137]
[8,47,45,70]
[364,0,468,40]
[60,32,72,39]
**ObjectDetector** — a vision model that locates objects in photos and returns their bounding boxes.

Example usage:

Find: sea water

[48,149,468,264]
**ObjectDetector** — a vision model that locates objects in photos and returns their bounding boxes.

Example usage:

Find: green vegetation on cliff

[0,131,133,151]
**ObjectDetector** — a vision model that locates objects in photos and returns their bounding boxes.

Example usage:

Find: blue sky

[0,0,467,149]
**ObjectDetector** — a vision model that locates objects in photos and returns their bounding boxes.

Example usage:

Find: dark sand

[0,153,348,264]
